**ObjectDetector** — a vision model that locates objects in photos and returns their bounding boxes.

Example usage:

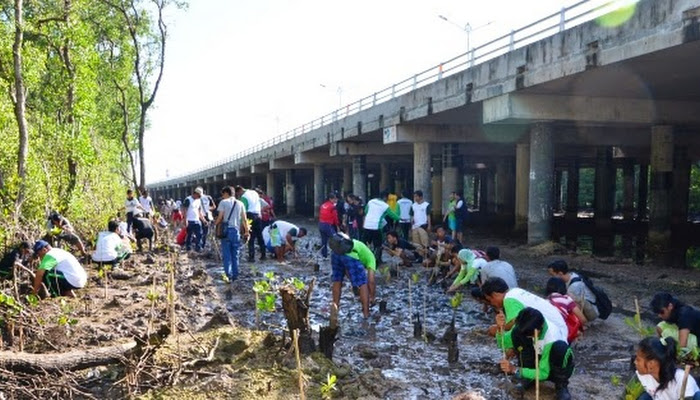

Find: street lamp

[320,84,343,108]
[438,15,493,52]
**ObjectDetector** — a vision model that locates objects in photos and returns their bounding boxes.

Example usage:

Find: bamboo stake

[679,364,692,400]
[293,329,306,400]
[422,284,427,339]
[500,325,508,377]
[534,329,540,400]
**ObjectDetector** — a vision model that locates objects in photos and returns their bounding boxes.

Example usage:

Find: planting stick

[255,292,260,329]
[500,325,508,376]
[293,329,306,400]
[534,329,540,400]
[679,364,691,400]
[422,284,427,338]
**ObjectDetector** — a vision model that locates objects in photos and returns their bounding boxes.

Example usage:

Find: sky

[144,0,600,183]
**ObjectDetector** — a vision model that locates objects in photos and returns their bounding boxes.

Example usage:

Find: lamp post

[438,15,493,52]
[320,84,343,108]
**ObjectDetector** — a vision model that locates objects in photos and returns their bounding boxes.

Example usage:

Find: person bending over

[32,240,87,298]
[328,233,374,318]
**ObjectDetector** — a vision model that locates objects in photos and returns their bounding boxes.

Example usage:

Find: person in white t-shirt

[32,240,87,298]
[138,189,154,218]
[181,187,206,252]
[396,191,413,239]
[634,336,700,400]
[92,220,131,265]
[410,190,431,257]
[124,189,144,234]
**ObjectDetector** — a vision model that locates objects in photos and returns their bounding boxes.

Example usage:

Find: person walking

[215,186,249,282]
[319,193,340,259]
[235,186,267,262]
[181,187,206,252]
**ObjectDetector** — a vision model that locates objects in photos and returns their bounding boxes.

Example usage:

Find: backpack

[570,273,612,320]
[455,200,469,219]
[548,295,583,343]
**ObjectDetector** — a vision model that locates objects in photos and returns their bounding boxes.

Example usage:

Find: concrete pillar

[671,147,691,267]
[342,166,352,195]
[394,169,404,196]
[313,164,324,217]
[486,169,497,213]
[496,159,515,216]
[285,169,296,215]
[250,175,257,189]
[352,156,367,201]
[593,146,615,256]
[266,172,276,200]
[621,159,636,257]
[527,123,554,244]
[635,163,649,264]
[515,144,530,232]
[432,154,443,221]
[565,159,580,248]
[648,126,673,264]
[554,170,563,213]
[413,142,431,204]
[441,144,460,215]
[379,163,390,192]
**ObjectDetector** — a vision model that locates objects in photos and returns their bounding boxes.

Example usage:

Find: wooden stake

[534,329,540,400]
[679,364,692,400]
[293,329,306,400]
[408,277,413,321]
[255,292,260,329]
[330,302,338,331]
[422,284,427,339]
[500,325,508,377]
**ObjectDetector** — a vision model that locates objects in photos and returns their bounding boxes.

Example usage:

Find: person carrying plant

[328,233,376,318]
[634,336,700,400]
[498,307,574,400]
[650,292,700,359]
[32,240,87,298]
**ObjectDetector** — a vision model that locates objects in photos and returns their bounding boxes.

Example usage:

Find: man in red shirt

[319,193,340,259]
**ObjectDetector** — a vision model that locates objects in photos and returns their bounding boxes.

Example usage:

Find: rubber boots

[555,384,572,400]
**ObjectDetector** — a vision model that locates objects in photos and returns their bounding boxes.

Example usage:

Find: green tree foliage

[0,0,185,243]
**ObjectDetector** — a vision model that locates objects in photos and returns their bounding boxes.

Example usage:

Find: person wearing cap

[0,242,32,280]
[92,220,131,265]
[32,240,87,298]
[319,193,340,259]
[181,187,207,252]
[329,233,374,318]
[45,211,88,257]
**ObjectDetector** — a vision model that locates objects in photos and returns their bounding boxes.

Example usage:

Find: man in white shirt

[124,189,144,234]
[396,191,413,239]
[410,190,431,257]
[138,189,154,218]
[181,187,206,252]
[92,220,131,265]
[235,185,268,262]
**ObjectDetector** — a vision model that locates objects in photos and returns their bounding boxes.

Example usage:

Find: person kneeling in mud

[91,220,131,267]
[498,307,574,400]
[446,246,487,293]
[650,292,700,359]
[32,240,87,298]
[132,213,154,252]
[329,233,375,318]
[262,220,307,261]
[384,231,421,266]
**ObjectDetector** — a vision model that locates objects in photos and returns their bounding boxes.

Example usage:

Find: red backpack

[548,294,583,343]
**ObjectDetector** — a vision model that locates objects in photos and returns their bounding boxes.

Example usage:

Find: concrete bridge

[149,0,700,266]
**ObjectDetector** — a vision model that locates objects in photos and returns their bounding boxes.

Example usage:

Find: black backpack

[570,273,613,320]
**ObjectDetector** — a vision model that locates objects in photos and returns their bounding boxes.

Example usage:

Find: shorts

[331,254,368,287]
[43,269,78,297]
[448,218,457,232]
[270,226,282,247]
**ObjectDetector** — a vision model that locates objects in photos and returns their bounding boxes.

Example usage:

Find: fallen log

[0,341,137,373]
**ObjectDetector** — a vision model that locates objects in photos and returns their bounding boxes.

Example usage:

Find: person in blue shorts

[329,233,371,318]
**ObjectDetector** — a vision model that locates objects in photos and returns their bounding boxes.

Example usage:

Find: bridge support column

[496,158,515,223]
[486,169,496,214]
[394,169,404,196]
[431,155,442,221]
[250,175,258,190]
[621,159,635,257]
[285,170,296,215]
[648,126,673,265]
[671,146,691,267]
[593,146,615,257]
[342,166,352,195]
[314,164,324,217]
[266,172,276,201]
[352,156,367,201]
[527,123,554,244]
[414,142,431,204]
[379,164,390,192]
[515,144,530,232]
[441,144,460,217]
[565,159,580,248]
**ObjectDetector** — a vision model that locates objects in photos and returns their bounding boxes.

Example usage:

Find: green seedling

[450,292,463,309]
[411,273,420,284]
[25,294,39,308]
[320,373,338,400]
[287,277,305,291]
[624,297,655,337]
[610,374,621,386]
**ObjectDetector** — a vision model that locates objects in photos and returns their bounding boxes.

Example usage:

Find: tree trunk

[138,106,147,191]
[0,341,137,373]
[13,0,29,217]
[279,279,316,354]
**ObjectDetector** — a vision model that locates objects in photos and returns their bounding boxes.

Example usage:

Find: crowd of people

[1,183,698,400]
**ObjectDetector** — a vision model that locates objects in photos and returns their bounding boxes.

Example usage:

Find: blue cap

[33,240,49,253]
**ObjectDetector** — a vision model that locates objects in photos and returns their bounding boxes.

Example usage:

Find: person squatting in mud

[328,233,376,319]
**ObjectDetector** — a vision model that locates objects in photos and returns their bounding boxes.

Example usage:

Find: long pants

[319,222,336,258]
[247,213,265,260]
[411,227,430,255]
[221,227,241,280]
[512,331,574,387]
[398,222,411,240]
[185,221,202,251]
[363,228,383,264]
[126,211,135,233]
[201,221,210,249]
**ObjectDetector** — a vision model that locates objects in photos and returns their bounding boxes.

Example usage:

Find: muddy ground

[1,219,699,400]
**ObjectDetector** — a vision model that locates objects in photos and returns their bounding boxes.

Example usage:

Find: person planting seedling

[328,233,375,319]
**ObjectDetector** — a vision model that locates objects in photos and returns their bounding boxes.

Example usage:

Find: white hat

[194,187,204,195]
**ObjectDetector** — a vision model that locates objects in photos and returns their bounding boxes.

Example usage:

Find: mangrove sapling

[97,263,112,299]
[422,284,428,342]
[146,276,159,336]
[624,297,655,337]
[320,373,338,400]
[446,292,463,363]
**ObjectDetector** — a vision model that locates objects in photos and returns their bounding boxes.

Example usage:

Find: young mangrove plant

[624,297,655,337]
[320,373,338,400]
[252,272,279,329]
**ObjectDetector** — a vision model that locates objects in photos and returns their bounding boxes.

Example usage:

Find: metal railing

[154,0,629,185]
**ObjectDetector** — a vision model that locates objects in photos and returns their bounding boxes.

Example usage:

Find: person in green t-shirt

[329,233,376,318]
